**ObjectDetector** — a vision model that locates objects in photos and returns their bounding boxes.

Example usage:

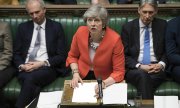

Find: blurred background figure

[165,16,180,84]
[91,0,110,5]
[92,0,133,4]
[52,0,77,4]
[0,21,16,108]
[0,0,19,5]
[111,0,133,4]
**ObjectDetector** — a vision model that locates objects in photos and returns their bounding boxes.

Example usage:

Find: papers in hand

[154,96,179,108]
[72,82,127,105]
[37,91,63,108]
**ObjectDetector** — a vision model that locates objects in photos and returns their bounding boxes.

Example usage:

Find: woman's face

[86,17,103,34]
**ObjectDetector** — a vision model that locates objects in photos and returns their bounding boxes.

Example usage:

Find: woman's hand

[70,73,83,88]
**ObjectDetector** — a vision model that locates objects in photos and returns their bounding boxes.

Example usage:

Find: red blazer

[66,26,125,82]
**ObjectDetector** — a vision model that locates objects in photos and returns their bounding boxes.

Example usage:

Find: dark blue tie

[142,26,150,64]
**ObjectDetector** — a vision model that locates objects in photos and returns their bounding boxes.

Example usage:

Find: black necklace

[89,31,105,50]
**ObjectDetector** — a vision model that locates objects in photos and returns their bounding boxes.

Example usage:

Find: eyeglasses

[87,18,102,24]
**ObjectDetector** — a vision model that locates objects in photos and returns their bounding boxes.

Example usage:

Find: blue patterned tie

[142,26,150,64]
[29,26,41,61]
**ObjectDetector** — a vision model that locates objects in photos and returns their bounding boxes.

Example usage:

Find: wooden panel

[60,80,127,108]
[0,4,179,17]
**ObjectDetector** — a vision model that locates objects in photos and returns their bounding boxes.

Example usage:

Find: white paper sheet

[154,96,179,108]
[72,82,127,105]
[37,91,63,108]
[72,82,97,103]
[103,83,127,104]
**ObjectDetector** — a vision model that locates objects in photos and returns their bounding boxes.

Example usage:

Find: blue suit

[13,18,66,108]
[166,16,180,83]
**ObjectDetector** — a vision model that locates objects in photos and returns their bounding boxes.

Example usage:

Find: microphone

[97,77,103,99]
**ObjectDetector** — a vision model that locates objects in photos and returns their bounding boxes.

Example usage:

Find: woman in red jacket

[66,4,125,96]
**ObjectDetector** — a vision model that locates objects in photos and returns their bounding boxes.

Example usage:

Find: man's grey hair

[25,0,46,11]
[139,0,158,10]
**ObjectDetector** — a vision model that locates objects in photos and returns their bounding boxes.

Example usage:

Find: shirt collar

[34,18,46,30]
[139,18,152,28]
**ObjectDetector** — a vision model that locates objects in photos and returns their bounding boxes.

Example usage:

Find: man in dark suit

[166,16,180,83]
[121,0,167,99]
[13,0,66,107]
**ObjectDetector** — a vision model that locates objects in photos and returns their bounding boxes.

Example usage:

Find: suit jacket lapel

[152,19,158,54]
[27,21,34,37]
[26,21,34,52]
[133,19,140,56]
[45,19,51,52]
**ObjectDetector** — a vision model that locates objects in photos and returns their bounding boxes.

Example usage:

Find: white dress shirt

[25,19,49,63]
[136,19,165,69]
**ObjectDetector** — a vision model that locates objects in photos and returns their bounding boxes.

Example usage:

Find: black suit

[166,16,180,83]
[13,18,66,108]
[121,18,167,99]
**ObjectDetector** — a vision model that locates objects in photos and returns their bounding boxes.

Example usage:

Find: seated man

[121,0,167,99]
[0,0,19,5]
[165,16,180,83]
[0,21,16,107]
[13,0,67,107]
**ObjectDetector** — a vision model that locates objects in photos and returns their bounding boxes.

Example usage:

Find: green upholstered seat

[2,77,20,103]
[2,75,72,102]
[155,81,180,97]
[0,16,131,103]
[1,16,179,104]
[108,17,127,34]
[0,16,128,49]
[127,83,137,99]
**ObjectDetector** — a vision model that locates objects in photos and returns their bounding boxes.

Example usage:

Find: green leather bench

[0,16,180,104]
